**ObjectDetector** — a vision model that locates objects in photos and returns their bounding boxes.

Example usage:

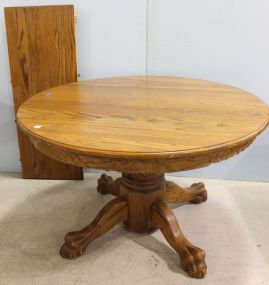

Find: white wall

[0,0,268,181]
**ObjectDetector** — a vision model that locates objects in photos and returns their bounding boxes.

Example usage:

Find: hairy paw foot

[97,173,113,195]
[189,182,207,204]
[60,231,89,259]
[181,244,207,279]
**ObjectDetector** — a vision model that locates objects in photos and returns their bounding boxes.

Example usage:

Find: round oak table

[17,77,269,279]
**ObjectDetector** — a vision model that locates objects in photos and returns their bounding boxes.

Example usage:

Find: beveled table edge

[16,76,269,173]
[18,122,265,173]
[17,114,269,158]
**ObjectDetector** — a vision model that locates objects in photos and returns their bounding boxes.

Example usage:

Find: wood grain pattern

[120,173,165,232]
[97,174,208,205]
[26,134,255,173]
[97,174,122,196]
[60,197,128,259]
[152,199,207,278]
[5,5,83,179]
[15,76,268,278]
[60,173,207,278]
[17,77,269,173]
[93,173,207,278]
[165,181,207,204]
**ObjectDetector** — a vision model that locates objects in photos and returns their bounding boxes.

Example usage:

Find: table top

[17,76,269,173]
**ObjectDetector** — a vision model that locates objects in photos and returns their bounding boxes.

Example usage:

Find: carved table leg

[165,181,207,204]
[62,173,207,279]
[60,197,128,259]
[97,174,122,197]
[152,199,207,278]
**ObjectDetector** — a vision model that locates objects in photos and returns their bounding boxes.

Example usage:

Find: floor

[0,172,269,285]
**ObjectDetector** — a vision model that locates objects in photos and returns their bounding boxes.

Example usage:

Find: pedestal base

[60,173,207,279]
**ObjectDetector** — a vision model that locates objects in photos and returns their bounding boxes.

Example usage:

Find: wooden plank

[5,5,83,179]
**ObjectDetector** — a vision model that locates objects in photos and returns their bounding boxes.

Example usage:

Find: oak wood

[97,175,208,205]
[97,174,121,196]
[60,197,128,259]
[152,199,207,278]
[120,173,165,232]
[60,169,250,278]
[17,77,269,173]
[165,181,207,204]
[5,5,83,179]
[16,76,269,278]
[93,173,207,278]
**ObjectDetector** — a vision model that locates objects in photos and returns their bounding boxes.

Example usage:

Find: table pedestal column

[60,173,207,279]
[121,173,165,233]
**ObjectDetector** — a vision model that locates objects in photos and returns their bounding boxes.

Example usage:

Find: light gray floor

[0,172,269,285]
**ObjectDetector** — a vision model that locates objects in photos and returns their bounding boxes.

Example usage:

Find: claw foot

[60,231,89,259]
[189,182,207,204]
[97,174,113,195]
[181,244,207,279]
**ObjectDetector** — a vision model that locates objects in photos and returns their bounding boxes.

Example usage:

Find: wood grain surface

[60,197,128,259]
[60,171,209,278]
[17,76,269,173]
[5,5,83,179]
[152,199,207,278]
